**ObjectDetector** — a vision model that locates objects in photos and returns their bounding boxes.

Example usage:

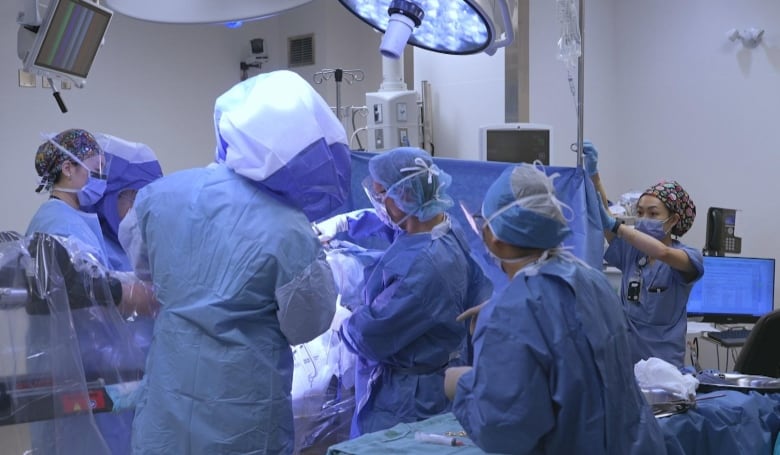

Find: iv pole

[313,68,365,123]
[575,0,584,169]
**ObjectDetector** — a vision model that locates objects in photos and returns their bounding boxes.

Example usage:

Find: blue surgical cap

[368,147,453,222]
[482,164,571,249]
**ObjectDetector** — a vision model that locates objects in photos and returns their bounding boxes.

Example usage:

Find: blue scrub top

[605,237,704,367]
[27,198,110,267]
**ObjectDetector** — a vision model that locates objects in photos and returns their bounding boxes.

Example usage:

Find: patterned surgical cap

[642,180,696,236]
[34,128,102,192]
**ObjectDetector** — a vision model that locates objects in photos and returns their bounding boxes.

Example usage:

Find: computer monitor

[686,256,775,324]
[21,0,113,87]
[479,123,553,165]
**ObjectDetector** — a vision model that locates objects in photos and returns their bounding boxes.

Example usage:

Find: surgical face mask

[635,217,672,240]
[461,206,536,271]
[77,174,108,206]
[485,247,539,274]
[54,168,108,207]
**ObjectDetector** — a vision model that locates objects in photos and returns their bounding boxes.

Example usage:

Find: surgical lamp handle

[48,78,67,114]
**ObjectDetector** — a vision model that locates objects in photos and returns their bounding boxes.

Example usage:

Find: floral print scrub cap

[642,180,696,236]
[34,128,102,192]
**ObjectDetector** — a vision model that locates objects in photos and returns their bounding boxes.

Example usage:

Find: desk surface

[327,391,780,455]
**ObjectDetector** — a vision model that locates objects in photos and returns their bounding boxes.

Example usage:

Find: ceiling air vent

[288,34,314,67]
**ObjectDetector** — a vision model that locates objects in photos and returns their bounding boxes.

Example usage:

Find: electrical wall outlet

[396,102,407,122]
[398,128,409,147]
[18,70,36,88]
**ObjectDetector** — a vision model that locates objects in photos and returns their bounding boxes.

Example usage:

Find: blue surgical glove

[597,194,616,231]
[582,140,599,176]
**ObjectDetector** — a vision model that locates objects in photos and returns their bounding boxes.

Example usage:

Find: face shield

[361,175,393,227]
[460,202,487,239]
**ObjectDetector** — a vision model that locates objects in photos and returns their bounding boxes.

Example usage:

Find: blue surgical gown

[605,238,704,367]
[453,255,667,455]
[130,164,326,454]
[26,199,144,455]
[340,219,493,437]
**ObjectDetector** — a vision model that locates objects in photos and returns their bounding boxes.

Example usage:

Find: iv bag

[556,0,581,71]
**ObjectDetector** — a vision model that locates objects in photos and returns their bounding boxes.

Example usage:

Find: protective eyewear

[45,135,110,180]
[460,202,486,237]
[361,176,388,204]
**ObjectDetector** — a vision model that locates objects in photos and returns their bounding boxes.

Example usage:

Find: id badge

[627,280,641,302]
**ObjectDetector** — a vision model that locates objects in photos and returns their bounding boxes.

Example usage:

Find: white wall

[412,48,507,159]
[611,0,780,270]
[608,0,780,309]
[413,0,618,167]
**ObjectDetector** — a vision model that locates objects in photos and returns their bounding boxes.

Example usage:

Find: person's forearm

[614,223,667,259]
[444,366,472,400]
[591,173,610,209]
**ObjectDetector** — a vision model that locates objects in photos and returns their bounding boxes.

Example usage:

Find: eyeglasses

[459,202,486,237]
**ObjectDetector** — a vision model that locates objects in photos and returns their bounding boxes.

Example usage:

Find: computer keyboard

[706,328,752,346]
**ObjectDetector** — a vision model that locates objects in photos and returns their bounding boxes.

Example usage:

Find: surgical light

[101,0,314,24]
[337,0,514,57]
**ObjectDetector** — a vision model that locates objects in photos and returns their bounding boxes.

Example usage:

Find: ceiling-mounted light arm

[380,0,424,59]
[482,0,514,56]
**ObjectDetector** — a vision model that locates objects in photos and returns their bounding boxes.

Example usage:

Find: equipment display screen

[687,256,775,323]
[486,129,550,165]
[33,0,112,79]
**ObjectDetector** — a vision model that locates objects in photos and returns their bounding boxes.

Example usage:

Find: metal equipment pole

[576,0,584,168]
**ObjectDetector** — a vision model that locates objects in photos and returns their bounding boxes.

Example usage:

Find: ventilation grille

[288,34,314,67]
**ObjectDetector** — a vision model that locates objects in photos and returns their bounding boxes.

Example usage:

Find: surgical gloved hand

[582,140,599,176]
[456,301,488,335]
[597,194,617,232]
[313,209,373,242]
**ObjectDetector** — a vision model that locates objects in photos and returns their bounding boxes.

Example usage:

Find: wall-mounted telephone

[704,207,742,256]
